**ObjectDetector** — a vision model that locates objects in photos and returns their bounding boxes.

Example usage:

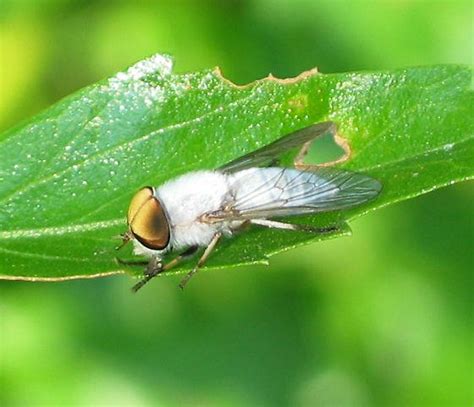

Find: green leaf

[0,54,472,281]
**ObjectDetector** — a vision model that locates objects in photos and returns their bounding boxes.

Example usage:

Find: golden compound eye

[127,187,170,250]
[128,187,154,224]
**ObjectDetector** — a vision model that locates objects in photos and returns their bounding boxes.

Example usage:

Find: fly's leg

[131,256,163,292]
[293,122,351,170]
[161,246,199,272]
[179,232,222,290]
[250,219,345,235]
[131,246,199,293]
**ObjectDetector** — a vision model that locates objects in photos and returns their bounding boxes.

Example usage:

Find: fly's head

[118,187,171,253]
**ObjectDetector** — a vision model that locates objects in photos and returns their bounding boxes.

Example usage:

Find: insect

[118,121,382,291]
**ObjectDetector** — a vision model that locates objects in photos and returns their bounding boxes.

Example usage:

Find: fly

[117,121,382,291]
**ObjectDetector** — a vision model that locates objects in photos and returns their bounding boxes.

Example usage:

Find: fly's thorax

[127,187,171,253]
[155,170,230,227]
[154,170,231,250]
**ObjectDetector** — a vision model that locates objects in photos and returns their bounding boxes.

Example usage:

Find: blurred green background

[0,0,472,406]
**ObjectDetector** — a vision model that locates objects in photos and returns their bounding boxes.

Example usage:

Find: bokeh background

[1,0,472,406]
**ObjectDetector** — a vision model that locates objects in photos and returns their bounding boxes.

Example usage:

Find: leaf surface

[0,55,472,280]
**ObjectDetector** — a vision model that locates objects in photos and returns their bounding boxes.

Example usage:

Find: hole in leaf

[299,130,350,166]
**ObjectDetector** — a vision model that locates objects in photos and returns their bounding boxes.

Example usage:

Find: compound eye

[127,187,170,250]
[128,187,154,223]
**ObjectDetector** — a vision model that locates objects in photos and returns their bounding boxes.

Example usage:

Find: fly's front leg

[131,246,199,292]
[179,232,222,290]
[131,256,163,292]
[161,245,199,272]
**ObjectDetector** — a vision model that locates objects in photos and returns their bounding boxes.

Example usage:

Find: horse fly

[117,122,382,291]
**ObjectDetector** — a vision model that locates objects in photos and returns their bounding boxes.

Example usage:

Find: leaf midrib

[0,245,109,263]
[0,218,124,239]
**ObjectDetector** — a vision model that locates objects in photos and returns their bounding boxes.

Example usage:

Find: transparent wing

[206,167,382,221]
[219,122,336,173]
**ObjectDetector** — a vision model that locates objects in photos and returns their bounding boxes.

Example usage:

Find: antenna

[115,232,132,251]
